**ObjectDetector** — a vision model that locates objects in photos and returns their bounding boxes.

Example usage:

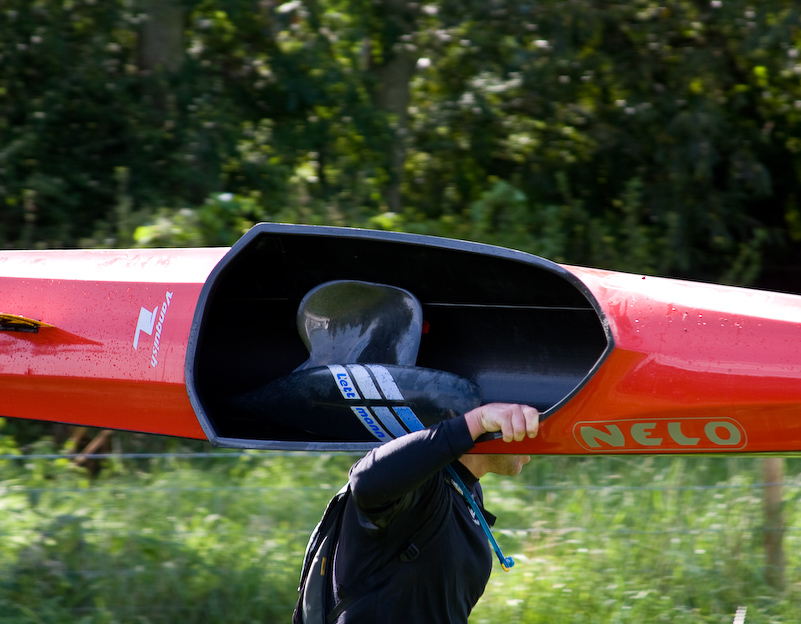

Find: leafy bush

[3,0,801,290]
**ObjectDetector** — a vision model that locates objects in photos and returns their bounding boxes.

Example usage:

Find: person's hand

[464,403,540,442]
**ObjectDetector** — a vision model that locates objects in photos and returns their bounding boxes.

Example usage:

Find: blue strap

[402,410,514,571]
[444,464,514,571]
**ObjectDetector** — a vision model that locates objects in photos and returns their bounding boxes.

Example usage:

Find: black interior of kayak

[186,224,613,450]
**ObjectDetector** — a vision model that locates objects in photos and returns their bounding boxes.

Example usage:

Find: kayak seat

[228,279,483,443]
[294,280,423,371]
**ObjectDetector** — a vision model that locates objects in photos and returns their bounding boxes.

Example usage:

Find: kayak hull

[519,267,801,455]
[1,224,799,454]
[0,248,227,439]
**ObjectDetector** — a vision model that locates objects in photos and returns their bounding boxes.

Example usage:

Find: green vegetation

[2,0,801,290]
[1,429,799,623]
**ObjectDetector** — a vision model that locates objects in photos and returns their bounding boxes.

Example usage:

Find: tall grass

[1,445,799,623]
[476,456,801,623]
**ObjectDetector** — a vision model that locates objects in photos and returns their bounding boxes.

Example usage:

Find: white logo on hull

[133,306,158,350]
[133,291,173,367]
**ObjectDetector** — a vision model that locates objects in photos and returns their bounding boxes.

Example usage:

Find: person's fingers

[465,403,541,442]
[501,414,514,442]
[481,404,506,439]
[523,405,540,438]
[511,405,527,441]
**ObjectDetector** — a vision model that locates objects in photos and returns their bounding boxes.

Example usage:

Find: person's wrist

[464,410,486,441]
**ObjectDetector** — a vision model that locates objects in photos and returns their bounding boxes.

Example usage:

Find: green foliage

[3,0,801,287]
[476,455,801,623]
[0,1,229,245]
[1,449,800,623]
[404,0,801,284]
[0,0,392,248]
[0,419,21,465]
[0,448,355,623]
[133,192,266,246]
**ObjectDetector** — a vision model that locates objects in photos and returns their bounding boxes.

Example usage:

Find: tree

[365,0,421,213]
[138,0,185,73]
[400,0,801,288]
[763,457,785,590]
[2,0,801,294]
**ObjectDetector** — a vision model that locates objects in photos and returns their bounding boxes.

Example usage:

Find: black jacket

[332,416,494,623]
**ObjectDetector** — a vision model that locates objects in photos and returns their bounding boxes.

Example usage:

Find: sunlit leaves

[1,0,800,287]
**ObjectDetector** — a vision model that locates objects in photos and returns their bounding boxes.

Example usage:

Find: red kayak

[1,223,799,454]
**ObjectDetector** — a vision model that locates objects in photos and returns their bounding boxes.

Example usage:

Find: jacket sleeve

[349,416,475,514]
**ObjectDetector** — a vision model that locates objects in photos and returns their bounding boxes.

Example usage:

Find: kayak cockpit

[186,224,613,450]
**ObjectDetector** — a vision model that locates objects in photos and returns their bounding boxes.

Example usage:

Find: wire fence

[2,450,800,623]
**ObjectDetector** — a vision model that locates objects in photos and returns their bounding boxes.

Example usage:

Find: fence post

[762,457,784,590]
